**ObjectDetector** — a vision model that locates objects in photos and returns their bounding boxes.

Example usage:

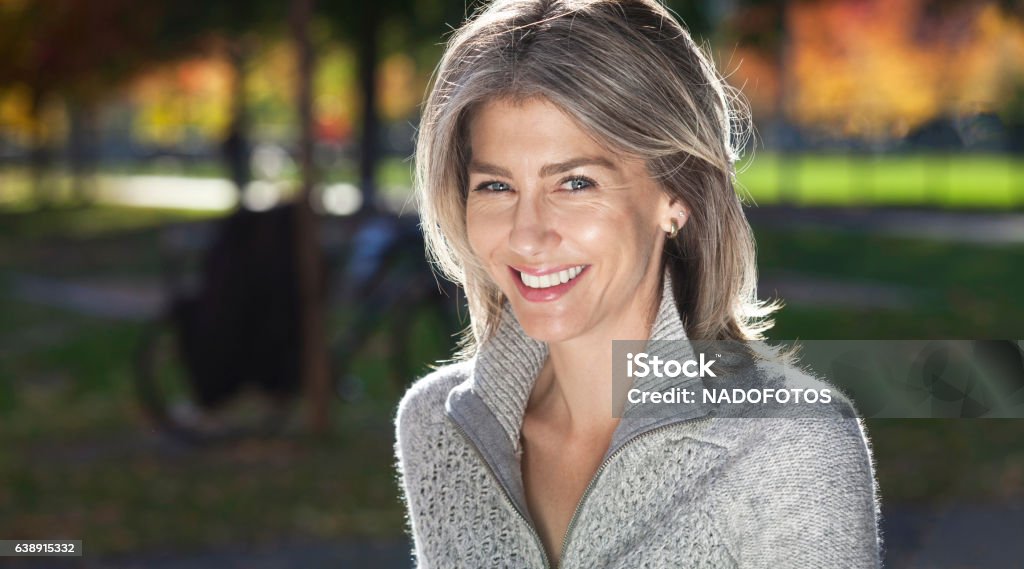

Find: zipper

[449,412,712,569]
[448,415,553,569]
[556,415,713,567]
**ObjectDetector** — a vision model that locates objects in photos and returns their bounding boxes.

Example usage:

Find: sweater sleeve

[395,386,431,569]
[726,417,883,568]
[393,362,473,569]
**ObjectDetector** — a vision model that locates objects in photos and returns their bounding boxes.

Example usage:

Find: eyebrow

[468,156,619,178]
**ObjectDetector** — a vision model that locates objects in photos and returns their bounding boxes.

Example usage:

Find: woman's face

[465,97,681,344]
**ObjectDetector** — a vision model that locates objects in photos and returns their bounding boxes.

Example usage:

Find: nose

[508,192,560,258]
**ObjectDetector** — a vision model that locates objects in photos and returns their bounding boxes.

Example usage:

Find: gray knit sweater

[394,274,883,568]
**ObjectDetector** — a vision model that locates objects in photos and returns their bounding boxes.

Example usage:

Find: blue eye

[473,181,511,192]
[563,175,596,192]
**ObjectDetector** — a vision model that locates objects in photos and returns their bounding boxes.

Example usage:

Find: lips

[508,264,589,302]
[518,265,587,289]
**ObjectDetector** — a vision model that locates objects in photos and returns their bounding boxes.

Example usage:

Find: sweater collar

[444,270,711,521]
[446,269,709,458]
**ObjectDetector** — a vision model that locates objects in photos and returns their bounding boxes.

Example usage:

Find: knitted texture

[394,274,883,568]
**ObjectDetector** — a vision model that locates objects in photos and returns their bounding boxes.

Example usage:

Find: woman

[395,0,882,567]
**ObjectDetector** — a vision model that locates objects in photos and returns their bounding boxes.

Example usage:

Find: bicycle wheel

[134,314,294,445]
[331,282,464,405]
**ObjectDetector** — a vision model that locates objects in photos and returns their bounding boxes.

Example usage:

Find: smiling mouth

[518,265,587,289]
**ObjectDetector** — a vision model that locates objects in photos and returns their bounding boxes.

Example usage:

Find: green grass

[0,203,451,555]
[0,205,218,241]
[0,279,414,555]
[736,153,1024,208]
[0,426,403,554]
[0,206,208,280]
[866,419,1024,504]
[756,229,1024,339]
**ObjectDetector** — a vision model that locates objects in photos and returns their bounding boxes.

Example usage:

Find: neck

[525,274,663,437]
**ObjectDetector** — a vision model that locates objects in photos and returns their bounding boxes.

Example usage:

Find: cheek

[465,204,503,259]
[630,211,661,263]
[570,202,653,255]
[563,200,623,237]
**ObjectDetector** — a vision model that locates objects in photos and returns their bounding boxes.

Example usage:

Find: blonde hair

[415,0,780,359]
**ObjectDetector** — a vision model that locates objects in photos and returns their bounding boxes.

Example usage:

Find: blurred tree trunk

[357,2,380,213]
[29,90,54,206]
[222,39,252,197]
[67,98,97,205]
[776,1,798,203]
[291,0,331,434]
[731,0,799,202]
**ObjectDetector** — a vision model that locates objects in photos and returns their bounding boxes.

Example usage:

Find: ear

[658,192,690,232]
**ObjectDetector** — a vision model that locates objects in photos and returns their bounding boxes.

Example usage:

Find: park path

[5,272,164,321]
[0,539,412,569]
[93,503,1024,569]
[745,205,1024,245]
[4,504,1022,568]
[882,503,1024,568]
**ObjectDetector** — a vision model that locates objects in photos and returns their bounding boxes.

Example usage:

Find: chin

[514,311,582,344]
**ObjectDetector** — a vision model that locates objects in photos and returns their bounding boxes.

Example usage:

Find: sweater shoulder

[692,356,866,450]
[706,351,861,420]
[755,355,860,419]
[395,359,473,432]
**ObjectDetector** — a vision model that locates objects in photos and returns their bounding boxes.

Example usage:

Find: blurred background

[1,0,1022,567]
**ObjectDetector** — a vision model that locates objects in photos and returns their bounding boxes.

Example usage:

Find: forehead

[467,97,610,156]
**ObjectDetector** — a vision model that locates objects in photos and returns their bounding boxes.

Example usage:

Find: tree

[318,0,464,213]
[291,0,332,434]
[155,0,286,194]
[0,0,164,203]
[0,0,283,204]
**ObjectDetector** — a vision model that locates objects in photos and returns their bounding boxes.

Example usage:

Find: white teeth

[519,265,586,289]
